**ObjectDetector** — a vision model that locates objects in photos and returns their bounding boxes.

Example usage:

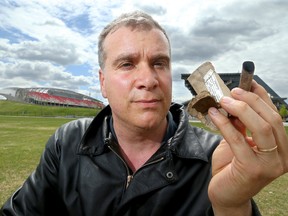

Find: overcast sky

[1,0,287,104]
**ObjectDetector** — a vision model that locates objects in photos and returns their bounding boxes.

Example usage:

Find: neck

[112,118,168,172]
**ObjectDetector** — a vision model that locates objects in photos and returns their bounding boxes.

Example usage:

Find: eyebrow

[112,53,138,67]
[112,52,171,67]
[150,54,171,63]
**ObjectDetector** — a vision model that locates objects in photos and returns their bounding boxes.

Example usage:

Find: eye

[153,60,169,69]
[154,61,163,67]
[119,62,134,70]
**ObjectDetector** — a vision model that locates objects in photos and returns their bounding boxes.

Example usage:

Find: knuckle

[260,122,273,134]
[254,94,262,102]
[272,104,278,112]
[268,162,284,179]
[248,160,283,181]
[220,117,233,130]
[238,101,249,113]
[230,131,244,144]
[251,94,263,107]
[272,111,283,125]
[250,94,263,108]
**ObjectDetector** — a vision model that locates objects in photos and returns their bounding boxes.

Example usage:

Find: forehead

[103,26,170,54]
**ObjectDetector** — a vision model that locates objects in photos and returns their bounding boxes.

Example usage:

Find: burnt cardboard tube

[239,61,255,91]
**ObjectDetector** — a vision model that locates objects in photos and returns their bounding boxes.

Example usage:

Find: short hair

[98,11,170,69]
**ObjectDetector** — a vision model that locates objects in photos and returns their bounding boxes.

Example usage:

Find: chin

[136,116,164,129]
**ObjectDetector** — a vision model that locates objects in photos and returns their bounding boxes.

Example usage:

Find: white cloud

[0,0,287,103]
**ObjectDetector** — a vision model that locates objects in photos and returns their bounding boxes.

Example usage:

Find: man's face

[99,26,172,130]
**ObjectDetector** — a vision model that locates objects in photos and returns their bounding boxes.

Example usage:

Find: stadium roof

[0,87,104,109]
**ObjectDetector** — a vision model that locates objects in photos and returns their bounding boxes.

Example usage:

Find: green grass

[0,100,100,117]
[254,173,288,216]
[0,115,77,205]
[0,100,101,206]
[0,102,287,215]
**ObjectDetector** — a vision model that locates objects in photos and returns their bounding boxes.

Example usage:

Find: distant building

[181,73,287,108]
[0,87,105,109]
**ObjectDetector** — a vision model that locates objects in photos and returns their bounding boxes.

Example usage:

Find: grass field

[0,115,76,205]
[0,100,100,117]
[0,109,287,214]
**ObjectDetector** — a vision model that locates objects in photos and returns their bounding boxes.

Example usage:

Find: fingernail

[232,88,244,95]
[209,107,219,115]
[221,96,233,104]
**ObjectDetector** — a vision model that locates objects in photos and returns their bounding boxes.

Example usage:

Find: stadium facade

[0,87,104,109]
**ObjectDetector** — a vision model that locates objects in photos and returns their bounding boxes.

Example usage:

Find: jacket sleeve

[1,129,67,216]
[205,199,262,216]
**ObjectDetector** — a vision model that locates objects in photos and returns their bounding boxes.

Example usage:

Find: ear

[99,69,107,98]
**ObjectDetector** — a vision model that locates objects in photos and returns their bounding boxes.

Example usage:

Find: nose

[135,64,159,90]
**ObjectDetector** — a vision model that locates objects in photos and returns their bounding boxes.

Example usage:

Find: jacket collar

[166,103,212,162]
[78,103,216,162]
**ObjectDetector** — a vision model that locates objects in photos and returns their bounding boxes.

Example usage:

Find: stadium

[0,87,105,109]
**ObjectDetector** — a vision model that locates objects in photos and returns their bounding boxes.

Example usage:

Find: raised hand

[207,80,288,215]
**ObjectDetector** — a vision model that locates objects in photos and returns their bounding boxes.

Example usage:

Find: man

[2,11,288,216]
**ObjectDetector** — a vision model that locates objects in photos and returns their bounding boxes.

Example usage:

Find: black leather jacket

[1,103,261,216]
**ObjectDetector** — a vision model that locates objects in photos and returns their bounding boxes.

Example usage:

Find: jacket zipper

[107,144,165,188]
[126,156,165,188]
[126,175,133,189]
[107,145,131,186]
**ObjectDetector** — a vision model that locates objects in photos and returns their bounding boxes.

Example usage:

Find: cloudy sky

[1,0,287,104]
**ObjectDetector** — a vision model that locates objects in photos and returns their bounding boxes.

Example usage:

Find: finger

[231,87,281,132]
[208,107,255,160]
[229,116,246,136]
[219,96,277,151]
[250,80,277,112]
[209,106,284,180]
[211,140,234,176]
[230,87,288,161]
[208,105,282,181]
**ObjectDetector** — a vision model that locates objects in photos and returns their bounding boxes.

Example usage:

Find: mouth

[134,99,161,108]
[135,99,160,103]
